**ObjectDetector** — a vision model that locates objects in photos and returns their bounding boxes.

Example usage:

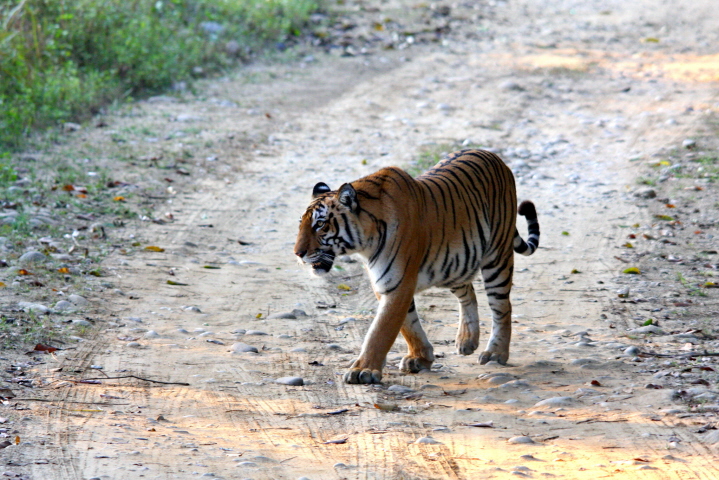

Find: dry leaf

[374,402,398,411]
[622,267,640,274]
[337,284,351,291]
[166,280,188,286]
[145,246,165,252]
[34,343,57,353]
[113,196,126,202]
[18,269,32,275]
[0,282,5,288]
[58,267,70,274]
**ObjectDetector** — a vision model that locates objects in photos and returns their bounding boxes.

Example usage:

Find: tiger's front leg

[344,288,415,384]
[398,299,434,373]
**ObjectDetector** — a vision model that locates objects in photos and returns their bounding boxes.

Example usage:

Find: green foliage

[0,0,319,148]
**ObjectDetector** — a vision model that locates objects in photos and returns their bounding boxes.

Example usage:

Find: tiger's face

[294,182,361,274]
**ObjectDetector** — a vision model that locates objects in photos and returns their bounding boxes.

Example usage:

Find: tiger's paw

[343,368,382,384]
[399,354,433,373]
[479,350,509,365]
[456,337,479,356]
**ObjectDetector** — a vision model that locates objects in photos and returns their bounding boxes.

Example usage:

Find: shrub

[0,0,319,149]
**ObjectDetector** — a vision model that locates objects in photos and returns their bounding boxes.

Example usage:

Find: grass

[0,0,320,150]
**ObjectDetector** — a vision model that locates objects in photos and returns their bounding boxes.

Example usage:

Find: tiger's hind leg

[478,256,514,365]
[451,283,480,355]
[398,299,434,373]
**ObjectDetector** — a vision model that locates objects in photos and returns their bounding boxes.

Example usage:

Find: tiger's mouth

[311,251,335,273]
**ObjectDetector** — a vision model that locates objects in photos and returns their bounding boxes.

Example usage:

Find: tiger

[294,149,540,384]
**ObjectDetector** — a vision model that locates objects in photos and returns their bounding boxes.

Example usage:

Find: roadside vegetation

[0,0,319,349]
[0,0,319,149]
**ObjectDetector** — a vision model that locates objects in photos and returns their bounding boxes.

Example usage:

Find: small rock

[326,344,342,350]
[414,436,442,445]
[571,358,599,366]
[245,330,268,336]
[508,436,536,444]
[231,328,246,335]
[54,300,74,311]
[534,397,574,407]
[19,251,47,265]
[231,343,258,354]
[486,375,514,385]
[182,306,202,313]
[624,346,641,355]
[630,325,665,335]
[126,342,141,348]
[387,385,414,394]
[682,139,696,149]
[291,347,307,353]
[18,302,50,314]
[144,330,160,339]
[71,319,92,327]
[339,317,357,325]
[236,461,258,468]
[500,80,524,91]
[67,294,88,306]
[268,311,298,320]
[276,377,304,386]
[633,187,657,199]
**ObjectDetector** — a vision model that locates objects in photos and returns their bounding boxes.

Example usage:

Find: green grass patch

[0,0,319,149]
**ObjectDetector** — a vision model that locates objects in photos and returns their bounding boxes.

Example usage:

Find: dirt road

[5,0,719,479]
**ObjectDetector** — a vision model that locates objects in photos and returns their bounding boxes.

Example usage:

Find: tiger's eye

[314,220,325,230]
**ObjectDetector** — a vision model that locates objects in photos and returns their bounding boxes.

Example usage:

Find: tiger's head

[294,181,361,274]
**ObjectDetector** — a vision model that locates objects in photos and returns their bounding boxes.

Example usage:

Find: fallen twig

[71,375,190,386]
[639,351,719,358]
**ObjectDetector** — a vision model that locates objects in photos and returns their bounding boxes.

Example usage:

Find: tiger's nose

[294,248,306,258]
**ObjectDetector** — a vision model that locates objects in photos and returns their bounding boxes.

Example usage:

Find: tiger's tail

[513,200,540,256]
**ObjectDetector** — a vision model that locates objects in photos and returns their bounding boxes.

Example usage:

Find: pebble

[19,251,47,264]
[232,328,247,335]
[54,300,74,311]
[508,436,536,445]
[630,325,665,335]
[633,187,656,199]
[486,375,514,385]
[624,346,641,355]
[268,311,298,319]
[182,306,202,313]
[236,461,258,468]
[500,80,524,91]
[71,319,92,327]
[571,358,599,366]
[126,342,141,348]
[231,343,259,354]
[144,330,160,338]
[534,397,574,407]
[275,376,304,386]
[326,343,342,350]
[251,456,277,463]
[682,138,696,149]
[67,294,88,306]
[387,385,414,394]
[414,436,442,445]
[245,330,268,336]
[177,328,189,334]
[18,302,50,314]
[339,317,357,325]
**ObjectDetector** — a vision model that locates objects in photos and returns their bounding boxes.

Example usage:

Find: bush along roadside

[0,0,319,149]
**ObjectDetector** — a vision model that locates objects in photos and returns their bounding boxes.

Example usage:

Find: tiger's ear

[312,182,331,198]
[337,183,358,213]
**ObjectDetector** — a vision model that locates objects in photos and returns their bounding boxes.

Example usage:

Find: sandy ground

[3,0,719,479]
